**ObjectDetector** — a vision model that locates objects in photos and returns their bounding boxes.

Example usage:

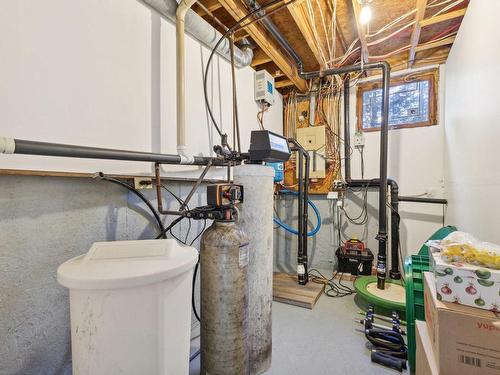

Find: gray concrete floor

[189,285,398,375]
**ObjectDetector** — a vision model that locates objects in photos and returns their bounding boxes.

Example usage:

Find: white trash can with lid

[57,239,198,375]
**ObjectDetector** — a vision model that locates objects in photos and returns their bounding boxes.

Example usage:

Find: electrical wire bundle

[308,268,356,298]
[342,180,372,227]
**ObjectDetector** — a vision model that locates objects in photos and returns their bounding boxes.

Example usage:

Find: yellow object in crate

[429,231,500,270]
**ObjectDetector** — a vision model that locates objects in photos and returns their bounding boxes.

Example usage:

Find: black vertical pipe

[297,149,304,283]
[389,181,401,280]
[376,64,391,289]
[301,150,310,285]
[344,75,351,182]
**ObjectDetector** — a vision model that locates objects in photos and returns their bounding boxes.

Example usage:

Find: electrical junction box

[353,131,365,147]
[296,125,326,179]
[254,70,274,106]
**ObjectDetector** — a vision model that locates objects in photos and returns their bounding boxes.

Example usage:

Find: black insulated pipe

[245,0,304,72]
[297,148,304,282]
[398,196,448,205]
[344,75,351,181]
[289,138,310,285]
[11,139,226,166]
[302,147,310,284]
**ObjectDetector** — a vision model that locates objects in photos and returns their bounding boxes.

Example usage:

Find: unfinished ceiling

[192,0,469,92]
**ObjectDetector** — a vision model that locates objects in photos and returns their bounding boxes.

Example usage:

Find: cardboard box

[416,320,439,375]
[424,272,500,375]
[431,252,500,311]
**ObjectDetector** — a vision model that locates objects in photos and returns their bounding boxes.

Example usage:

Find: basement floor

[189,282,396,375]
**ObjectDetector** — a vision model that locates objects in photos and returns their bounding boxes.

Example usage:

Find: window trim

[356,69,438,132]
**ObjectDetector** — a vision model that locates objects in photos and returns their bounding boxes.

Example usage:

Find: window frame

[356,69,438,132]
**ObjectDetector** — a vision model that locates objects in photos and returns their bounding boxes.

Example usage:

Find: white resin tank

[57,239,198,375]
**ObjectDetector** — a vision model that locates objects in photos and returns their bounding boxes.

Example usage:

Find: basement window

[357,70,438,131]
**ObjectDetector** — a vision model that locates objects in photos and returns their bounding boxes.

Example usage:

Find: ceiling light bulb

[360,5,372,25]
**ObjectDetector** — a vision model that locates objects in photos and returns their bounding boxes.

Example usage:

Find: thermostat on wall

[254,70,274,106]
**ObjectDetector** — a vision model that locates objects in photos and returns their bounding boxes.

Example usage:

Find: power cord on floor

[308,268,356,297]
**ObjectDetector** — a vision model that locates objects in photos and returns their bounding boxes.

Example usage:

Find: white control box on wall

[254,70,275,106]
[296,125,326,179]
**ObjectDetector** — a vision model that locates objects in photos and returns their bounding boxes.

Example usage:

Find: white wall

[0,0,282,177]
[347,66,446,257]
[444,1,500,243]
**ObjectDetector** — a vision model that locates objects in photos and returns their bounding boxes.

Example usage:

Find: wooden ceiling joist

[218,0,307,91]
[251,49,273,67]
[420,8,466,28]
[275,79,294,89]
[233,30,250,42]
[201,0,223,13]
[416,35,455,52]
[325,0,347,54]
[408,0,429,66]
[287,2,325,66]
[351,0,369,63]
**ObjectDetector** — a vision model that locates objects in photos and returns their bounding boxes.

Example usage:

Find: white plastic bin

[57,239,198,375]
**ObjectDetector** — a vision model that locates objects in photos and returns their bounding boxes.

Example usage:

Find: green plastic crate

[405,254,431,374]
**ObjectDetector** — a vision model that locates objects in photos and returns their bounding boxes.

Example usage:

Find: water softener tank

[234,164,274,374]
[200,220,250,375]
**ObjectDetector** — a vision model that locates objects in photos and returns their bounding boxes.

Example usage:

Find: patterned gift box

[431,252,500,311]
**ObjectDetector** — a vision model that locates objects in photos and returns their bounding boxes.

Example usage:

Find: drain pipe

[176,0,197,164]
[244,0,304,72]
[343,75,351,181]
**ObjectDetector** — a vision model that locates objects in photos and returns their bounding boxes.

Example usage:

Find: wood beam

[325,0,347,54]
[251,49,273,67]
[351,0,368,63]
[408,0,429,67]
[218,0,307,91]
[233,30,250,42]
[275,79,294,89]
[287,2,324,66]
[199,0,223,12]
[420,8,466,27]
[415,35,455,52]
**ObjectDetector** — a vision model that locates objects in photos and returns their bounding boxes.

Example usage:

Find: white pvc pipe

[0,137,15,154]
[176,0,197,164]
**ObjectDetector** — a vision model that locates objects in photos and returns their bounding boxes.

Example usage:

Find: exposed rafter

[196,0,223,16]
[351,0,368,63]
[287,2,324,65]
[217,0,308,91]
[416,35,455,52]
[251,49,273,67]
[420,8,466,27]
[408,0,429,67]
[325,0,347,54]
[275,79,294,88]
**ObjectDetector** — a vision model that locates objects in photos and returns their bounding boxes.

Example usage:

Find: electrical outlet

[134,177,153,189]
[354,131,365,148]
[327,191,338,200]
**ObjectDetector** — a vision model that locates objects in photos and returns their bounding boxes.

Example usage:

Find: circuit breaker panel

[296,126,326,179]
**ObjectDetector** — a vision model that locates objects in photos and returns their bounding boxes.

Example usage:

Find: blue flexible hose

[274,189,321,237]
